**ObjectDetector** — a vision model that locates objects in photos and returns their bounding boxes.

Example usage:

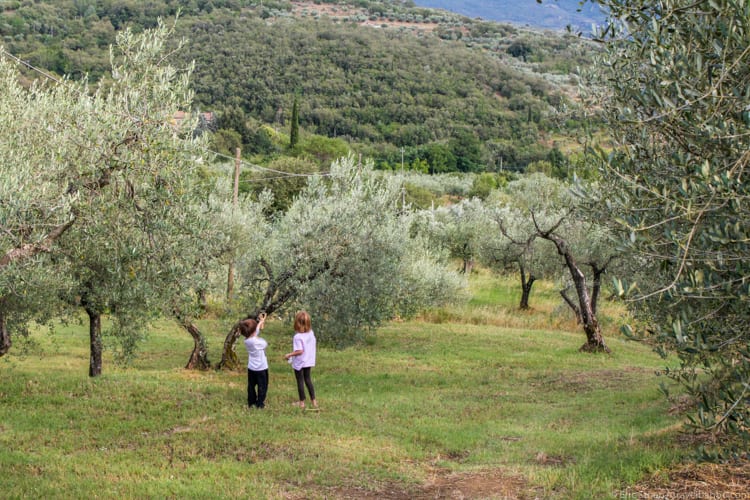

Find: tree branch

[0,218,76,268]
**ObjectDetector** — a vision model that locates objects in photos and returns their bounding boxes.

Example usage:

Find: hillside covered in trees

[0,0,597,172]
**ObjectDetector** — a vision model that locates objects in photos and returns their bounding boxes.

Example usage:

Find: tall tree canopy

[215,156,464,368]
[0,21,206,367]
[589,0,750,455]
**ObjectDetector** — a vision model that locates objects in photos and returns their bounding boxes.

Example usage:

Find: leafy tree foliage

[217,156,463,367]
[295,158,463,345]
[0,256,70,357]
[415,198,492,275]
[210,128,242,157]
[481,175,564,310]
[507,41,532,61]
[296,133,351,167]
[217,106,251,145]
[589,0,750,455]
[178,13,556,169]
[469,172,502,200]
[243,156,322,214]
[0,22,207,372]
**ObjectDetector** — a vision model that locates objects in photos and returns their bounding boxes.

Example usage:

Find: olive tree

[530,197,616,352]
[297,159,463,346]
[176,177,271,370]
[217,156,464,368]
[586,0,750,453]
[59,201,164,377]
[482,174,566,310]
[416,197,493,275]
[0,21,207,370]
[490,174,617,351]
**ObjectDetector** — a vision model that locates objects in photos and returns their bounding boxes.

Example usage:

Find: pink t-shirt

[291,330,316,371]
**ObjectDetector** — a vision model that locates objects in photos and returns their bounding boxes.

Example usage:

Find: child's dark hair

[239,318,258,338]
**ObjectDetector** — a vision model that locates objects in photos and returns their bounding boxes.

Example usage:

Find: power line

[0,48,66,86]
[198,145,331,180]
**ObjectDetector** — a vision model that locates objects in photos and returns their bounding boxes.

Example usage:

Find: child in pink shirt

[284,311,318,410]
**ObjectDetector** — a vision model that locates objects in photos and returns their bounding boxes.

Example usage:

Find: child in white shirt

[241,313,268,409]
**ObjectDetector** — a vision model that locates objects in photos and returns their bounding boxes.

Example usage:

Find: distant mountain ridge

[412,0,607,32]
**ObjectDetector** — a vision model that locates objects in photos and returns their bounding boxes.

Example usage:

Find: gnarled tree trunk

[0,307,11,357]
[538,229,610,353]
[85,307,103,377]
[564,256,608,352]
[216,258,332,370]
[518,264,535,310]
[462,257,474,275]
[174,305,212,371]
[573,275,607,353]
[216,322,242,371]
[182,320,211,370]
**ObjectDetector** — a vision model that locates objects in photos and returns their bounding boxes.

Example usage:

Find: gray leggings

[294,367,315,401]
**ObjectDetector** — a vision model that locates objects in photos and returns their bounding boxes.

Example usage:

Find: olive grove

[1,25,465,375]
[491,174,617,351]
[412,172,619,352]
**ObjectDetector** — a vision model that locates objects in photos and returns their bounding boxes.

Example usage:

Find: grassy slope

[0,274,684,499]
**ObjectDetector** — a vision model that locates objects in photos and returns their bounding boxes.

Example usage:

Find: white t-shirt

[244,335,268,371]
[291,330,316,371]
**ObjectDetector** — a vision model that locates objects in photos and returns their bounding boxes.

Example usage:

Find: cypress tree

[289,96,299,149]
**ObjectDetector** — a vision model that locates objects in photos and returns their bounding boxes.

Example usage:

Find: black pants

[294,367,315,401]
[247,368,269,408]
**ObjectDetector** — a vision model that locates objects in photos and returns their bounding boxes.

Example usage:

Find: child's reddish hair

[294,311,311,333]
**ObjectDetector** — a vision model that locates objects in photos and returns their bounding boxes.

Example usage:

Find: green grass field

[0,273,686,499]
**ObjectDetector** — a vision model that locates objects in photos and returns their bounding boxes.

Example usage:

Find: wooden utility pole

[233,147,240,205]
[400,147,405,211]
[227,147,240,302]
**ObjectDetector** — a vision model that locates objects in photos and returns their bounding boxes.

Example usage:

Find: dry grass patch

[623,461,750,499]
[323,467,541,500]
[317,462,750,500]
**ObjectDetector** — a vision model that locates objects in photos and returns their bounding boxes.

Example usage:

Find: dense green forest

[0,0,596,172]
